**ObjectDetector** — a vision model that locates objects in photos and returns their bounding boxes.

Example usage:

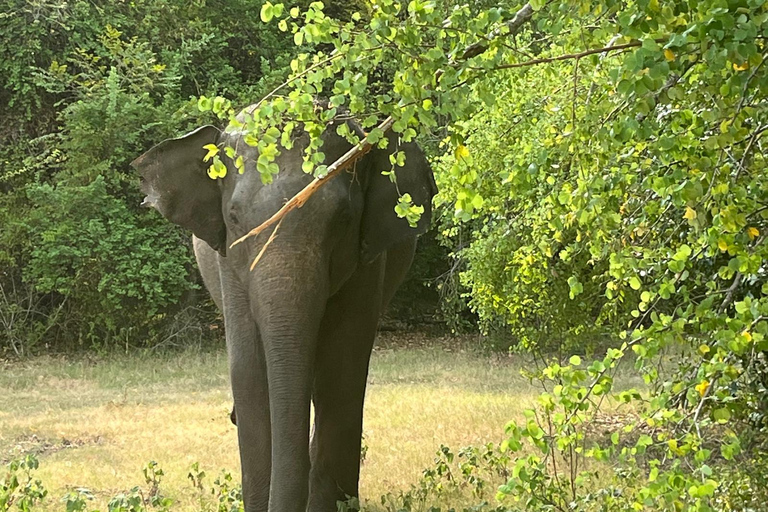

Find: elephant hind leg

[193,235,224,311]
[193,237,237,427]
[308,256,385,512]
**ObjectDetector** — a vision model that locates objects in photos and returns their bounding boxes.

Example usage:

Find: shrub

[13,178,196,348]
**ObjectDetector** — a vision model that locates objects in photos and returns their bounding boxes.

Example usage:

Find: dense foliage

[203,0,768,509]
[1,0,282,350]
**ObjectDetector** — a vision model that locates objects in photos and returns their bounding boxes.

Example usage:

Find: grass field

[0,332,636,511]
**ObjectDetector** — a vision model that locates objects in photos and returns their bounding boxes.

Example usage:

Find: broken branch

[249,217,283,270]
[460,3,534,60]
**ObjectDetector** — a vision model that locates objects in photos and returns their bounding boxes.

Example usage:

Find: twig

[489,39,666,71]
[584,34,621,106]
[734,53,767,116]
[636,56,698,123]
[690,376,716,438]
[737,123,768,181]
[571,57,579,128]
[250,217,283,271]
[230,116,395,250]
[243,54,346,117]
[718,272,742,314]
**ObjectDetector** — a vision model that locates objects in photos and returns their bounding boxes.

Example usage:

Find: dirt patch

[1,433,104,464]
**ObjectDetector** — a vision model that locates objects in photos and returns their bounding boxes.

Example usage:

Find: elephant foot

[230,405,237,425]
[308,472,358,512]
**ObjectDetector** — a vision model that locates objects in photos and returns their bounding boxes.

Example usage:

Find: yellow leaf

[202,144,220,162]
[718,239,728,252]
[664,49,675,61]
[747,226,759,240]
[743,330,753,342]
[695,380,710,397]
[683,207,697,220]
[699,344,710,354]
[733,62,749,71]
[454,144,469,160]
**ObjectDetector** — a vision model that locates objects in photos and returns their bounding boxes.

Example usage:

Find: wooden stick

[230,116,395,249]
[249,217,283,270]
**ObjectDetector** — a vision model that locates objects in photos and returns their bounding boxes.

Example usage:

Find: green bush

[18,177,196,347]
[233,0,768,510]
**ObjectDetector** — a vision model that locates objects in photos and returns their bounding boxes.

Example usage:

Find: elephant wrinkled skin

[131,113,437,512]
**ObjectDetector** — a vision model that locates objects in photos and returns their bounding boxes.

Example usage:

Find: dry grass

[0,334,637,510]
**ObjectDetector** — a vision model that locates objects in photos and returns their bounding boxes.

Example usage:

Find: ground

[0,332,635,511]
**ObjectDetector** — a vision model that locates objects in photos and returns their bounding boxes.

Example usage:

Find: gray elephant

[131,112,436,512]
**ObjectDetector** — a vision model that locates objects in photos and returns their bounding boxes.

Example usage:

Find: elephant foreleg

[221,271,271,512]
[308,256,386,512]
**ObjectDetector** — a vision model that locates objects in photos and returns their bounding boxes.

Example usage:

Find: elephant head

[131,121,435,264]
[131,114,436,512]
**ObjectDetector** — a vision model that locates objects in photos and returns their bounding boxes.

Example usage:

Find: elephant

[131,110,437,512]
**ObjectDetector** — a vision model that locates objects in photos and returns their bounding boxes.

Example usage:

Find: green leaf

[207,156,227,179]
[567,276,583,299]
[367,128,384,145]
[713,408,731,422]
[260,2,274,22]
[197,96,212,111]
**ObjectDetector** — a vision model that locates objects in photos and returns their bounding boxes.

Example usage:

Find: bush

[18,178,196,347]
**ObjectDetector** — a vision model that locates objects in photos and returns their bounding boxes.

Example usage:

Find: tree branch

[233,3,540,267]
[719,272,742,314]
[488,39,664,71]
[460,3,534,60]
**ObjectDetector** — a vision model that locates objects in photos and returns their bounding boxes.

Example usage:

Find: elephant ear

[130,125,227,255]
[360,133,438,263]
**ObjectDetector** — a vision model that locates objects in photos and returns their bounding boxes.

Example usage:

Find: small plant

[187,462,207,511]
[61,488,94,512]
[107,462,172,512]
[210,470,243,512]
[107,488,146,512]
[142,461,164,501]
[0,455,47,512]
